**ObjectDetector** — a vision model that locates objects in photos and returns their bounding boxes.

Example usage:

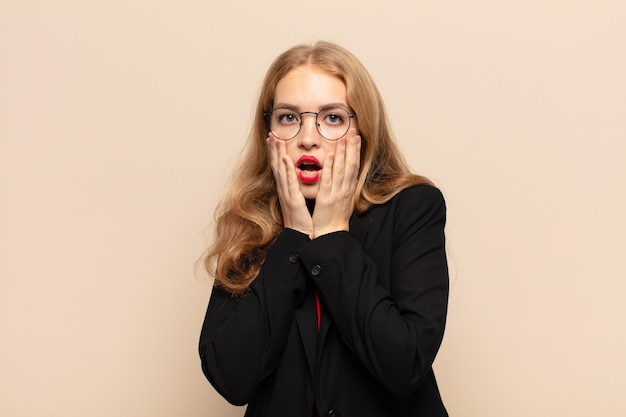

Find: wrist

[312,223,349,239]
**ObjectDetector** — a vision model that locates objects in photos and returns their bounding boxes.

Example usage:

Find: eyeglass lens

[269,107,352,141]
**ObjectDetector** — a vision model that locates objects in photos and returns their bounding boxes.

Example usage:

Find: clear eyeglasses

[265,107,356,141]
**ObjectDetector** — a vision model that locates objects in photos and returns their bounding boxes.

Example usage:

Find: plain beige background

[1,1,625,416]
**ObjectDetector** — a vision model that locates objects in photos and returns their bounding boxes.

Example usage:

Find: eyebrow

[272,102,350,111]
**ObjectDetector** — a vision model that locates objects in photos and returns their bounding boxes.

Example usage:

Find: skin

[266,65,361,239]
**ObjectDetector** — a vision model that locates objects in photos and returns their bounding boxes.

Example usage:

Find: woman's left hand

[312,128,361,238]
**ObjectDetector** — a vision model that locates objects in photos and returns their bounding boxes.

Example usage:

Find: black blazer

[200,184,449,417]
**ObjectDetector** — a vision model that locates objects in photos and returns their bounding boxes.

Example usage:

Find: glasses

[264,107,356,141]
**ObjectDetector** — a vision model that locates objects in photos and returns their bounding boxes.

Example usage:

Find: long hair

[204,41,431,295]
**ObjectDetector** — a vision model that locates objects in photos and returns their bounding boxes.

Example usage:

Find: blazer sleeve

[297,185,449,397]
[198,228,310,405]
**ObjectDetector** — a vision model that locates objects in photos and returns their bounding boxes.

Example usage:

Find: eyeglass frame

[263,106,357,141]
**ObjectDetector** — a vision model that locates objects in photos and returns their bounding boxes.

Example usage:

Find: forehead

[274,65,347,109]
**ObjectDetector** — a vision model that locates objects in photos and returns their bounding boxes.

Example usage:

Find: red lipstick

[296,155,322,184]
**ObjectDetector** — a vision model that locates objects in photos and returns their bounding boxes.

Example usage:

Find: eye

[274,109,300,125]
[320,108,348,126]
[326,114,343,124]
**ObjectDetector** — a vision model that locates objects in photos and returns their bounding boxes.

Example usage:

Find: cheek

[283,141,298,160]
[324,141,338,157]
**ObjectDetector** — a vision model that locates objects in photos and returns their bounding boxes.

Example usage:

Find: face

[272,65,357,199]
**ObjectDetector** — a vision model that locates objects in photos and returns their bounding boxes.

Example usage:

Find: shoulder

[388,184,446,231]
[354,184,446,236]
[381,184,446,221]
[393,184,445,207]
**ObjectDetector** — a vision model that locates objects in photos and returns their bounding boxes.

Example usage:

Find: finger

[319,151,334,194]
[345,129,361,185]
[267,136,289,196]
[281,153,301,196]
[331,136,347,192]
[271,137,304,202]
[335,129,360,192]
[266,137,281,178]
[267,137,281,189]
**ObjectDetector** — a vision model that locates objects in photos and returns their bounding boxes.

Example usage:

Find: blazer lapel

[294,281,317,378]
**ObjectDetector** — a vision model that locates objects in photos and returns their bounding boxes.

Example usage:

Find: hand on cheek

[266,136,313,237]
[312,129,361,238]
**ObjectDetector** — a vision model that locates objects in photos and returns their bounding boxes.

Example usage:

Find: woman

[199,41,449,417]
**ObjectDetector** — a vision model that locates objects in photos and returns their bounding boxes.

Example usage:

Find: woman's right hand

[267,135,314,238]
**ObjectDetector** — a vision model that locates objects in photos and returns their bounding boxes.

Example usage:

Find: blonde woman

[199,41,449,417]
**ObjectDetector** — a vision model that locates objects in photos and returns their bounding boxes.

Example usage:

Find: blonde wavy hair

[204,41,432,295]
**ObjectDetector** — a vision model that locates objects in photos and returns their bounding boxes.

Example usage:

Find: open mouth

[296,156,322,183]
[296,156,321,171]
[298,161,321,172]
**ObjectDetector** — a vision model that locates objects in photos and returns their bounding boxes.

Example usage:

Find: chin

[300,185,319,200]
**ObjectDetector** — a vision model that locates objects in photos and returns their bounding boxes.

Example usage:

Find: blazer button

[288,254,299,263]
[311,265,322,276]
[326,410,341,417]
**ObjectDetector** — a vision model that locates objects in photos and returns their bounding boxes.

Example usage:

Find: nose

[297,113,321,148]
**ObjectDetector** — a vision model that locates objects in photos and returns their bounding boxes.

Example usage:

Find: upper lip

[296,155,321,170]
